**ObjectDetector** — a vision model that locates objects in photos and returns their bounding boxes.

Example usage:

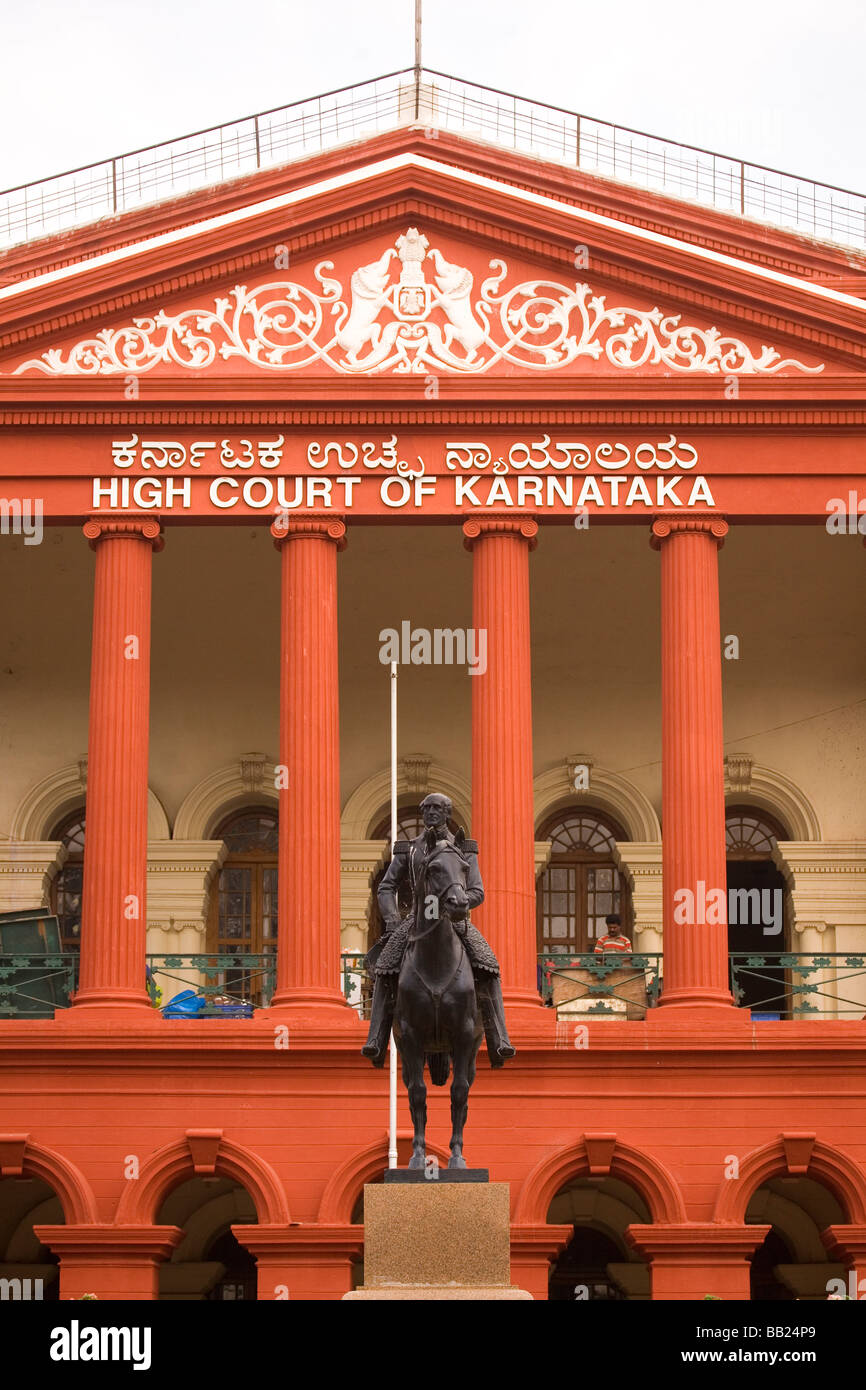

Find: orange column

[35,1225,183,1300]
[269,517,353,1020]
[627,1224,769,1300]
[510,1225,573,1300]
[651,517,734,1010]
[233,1224,363,1300]
[821,1226,866,1298]
[74,518,162,1011]
[463,517,542,1019]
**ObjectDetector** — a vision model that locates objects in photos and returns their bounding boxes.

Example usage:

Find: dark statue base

[384,1167,489,1184]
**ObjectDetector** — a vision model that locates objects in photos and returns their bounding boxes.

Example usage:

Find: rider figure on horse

[362,792,516,1068]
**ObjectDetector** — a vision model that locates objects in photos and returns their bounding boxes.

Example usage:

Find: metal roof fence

[1,68,864,252]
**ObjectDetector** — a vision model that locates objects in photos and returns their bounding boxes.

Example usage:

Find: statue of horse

[392,828,484,1170]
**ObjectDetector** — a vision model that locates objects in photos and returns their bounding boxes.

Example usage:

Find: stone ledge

[344,1286,532,1299]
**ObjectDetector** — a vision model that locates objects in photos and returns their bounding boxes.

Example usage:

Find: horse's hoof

[408,1153,426,1171]
[448,1155,467,1170]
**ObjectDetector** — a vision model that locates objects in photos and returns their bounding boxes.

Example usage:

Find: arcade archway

[547,1175,651,1300]
[157,1176,258,1301]
[747,1176,847,1301]
[0,1176,61,1300]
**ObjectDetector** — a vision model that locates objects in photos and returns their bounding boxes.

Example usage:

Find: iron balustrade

[341,952,369,1019]
[0,952,78,1017]
[145,953,277,1013]
[1,950,865,1020]
[1,70,865,250]
[539,951,663,1015]
[729,952,866,1020]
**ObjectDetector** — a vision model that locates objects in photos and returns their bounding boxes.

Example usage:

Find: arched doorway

[747,1176,846,1301]
[726,806,790,1016]
[536,807,633,959]
[156,1176,258,1300]
[204,1231,258,1301]
[49,810,86,956]
[0,1176,61,1300]
[207,807,278,1005]
[547,1175,650,1301]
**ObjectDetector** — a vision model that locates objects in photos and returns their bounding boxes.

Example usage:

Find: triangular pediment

[1,145,863,396]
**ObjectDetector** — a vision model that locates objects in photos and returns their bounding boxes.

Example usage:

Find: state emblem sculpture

[362,793,515,1169]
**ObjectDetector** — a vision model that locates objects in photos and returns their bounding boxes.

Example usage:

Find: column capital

[233,1222,364,1259]
[270,515,347,549]
[627,1222,770,1260]
[650,514,728,549]
[83,516,164,551]
[821,1224,866,1263]
[462,514,538,551]
[34,1223,184,1261]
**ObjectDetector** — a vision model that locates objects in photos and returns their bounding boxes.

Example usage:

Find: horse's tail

[427,1052,451,1087]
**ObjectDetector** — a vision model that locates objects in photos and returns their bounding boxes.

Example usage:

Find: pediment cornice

[1,153,864,383]
[2,126,859,287]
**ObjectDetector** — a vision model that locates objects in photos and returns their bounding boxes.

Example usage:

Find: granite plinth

[344,1286,531,1299]
[343,1180,533,1300]
[383,1167,489,1183]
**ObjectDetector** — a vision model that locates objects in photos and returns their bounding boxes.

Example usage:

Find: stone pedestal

[344,1182,532,1300]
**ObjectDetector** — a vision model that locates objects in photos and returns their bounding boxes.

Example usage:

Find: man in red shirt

[594,913,632,956]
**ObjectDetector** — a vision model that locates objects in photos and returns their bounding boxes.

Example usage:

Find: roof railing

[1,67,864,252]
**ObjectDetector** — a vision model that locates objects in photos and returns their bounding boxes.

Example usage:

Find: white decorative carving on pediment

[14,227,823,377]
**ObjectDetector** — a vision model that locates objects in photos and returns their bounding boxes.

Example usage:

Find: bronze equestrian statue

[362,792,515,1169]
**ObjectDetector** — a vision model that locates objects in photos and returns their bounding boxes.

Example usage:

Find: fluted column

[463,516,542,1016]
[74,518,162,1010]
[651,516,735,1009]
[269,516,353,1019]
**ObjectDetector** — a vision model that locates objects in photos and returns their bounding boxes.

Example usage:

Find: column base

[70,987,155,1011]
[656,986,738,1011]
[263,990,364,1030]
[56,1000,164,1028]
[647,1002,752,1032]
[503,990,551,1031]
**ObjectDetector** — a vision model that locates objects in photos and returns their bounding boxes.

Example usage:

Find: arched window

[208,808,278,970]
[726,805,790,1015]
[49,811,86,954]
[370,807,430,844]
[536,808,631,955]
[726,808,786,858]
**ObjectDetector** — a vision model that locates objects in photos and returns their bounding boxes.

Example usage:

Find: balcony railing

[539,952,662,1015]
[1,950,864,1021]
[1,69,865,250]
[0,952,78,1017]
[729,952,866,1021]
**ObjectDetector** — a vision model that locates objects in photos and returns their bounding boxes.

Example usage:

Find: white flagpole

[388,660,399,1170]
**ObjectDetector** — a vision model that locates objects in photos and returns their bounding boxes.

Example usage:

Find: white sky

[1,0,863,194]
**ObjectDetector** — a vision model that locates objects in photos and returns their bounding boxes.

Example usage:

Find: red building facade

[1,76,865,1301]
